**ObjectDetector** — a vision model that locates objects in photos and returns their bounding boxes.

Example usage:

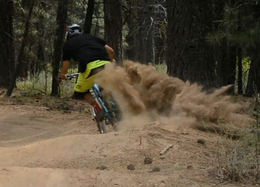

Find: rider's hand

[58,73,66,85]
[59,73,67,80]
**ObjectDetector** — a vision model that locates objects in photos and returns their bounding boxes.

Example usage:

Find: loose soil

[0,92,253,187]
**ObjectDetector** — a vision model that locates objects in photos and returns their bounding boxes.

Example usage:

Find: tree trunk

[237,5,243,95]
[0,0,15,88]
[245,4,260,95]
[84,0,94,34]
[17,0,35,78]
[245,53,260,96]
[35,14,45,74]
[135,0,156,64]
[6,1,34,96]
[237,47,243,94]
[154,0,167,65]
[140,1,155,65]
[51,0,69,96]
[216,41,228,86]
[125,0,137,61]
[213,0,235,89]
[221,46,236,92]
[124,0,144,62]
[134,5,143,62]
[217,1,237,92]
[154,35,166,65]
[166,0,216,88]
[104,0,123,63]
[93,2,104,37]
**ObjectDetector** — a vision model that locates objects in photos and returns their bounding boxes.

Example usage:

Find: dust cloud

[95,60,252,129]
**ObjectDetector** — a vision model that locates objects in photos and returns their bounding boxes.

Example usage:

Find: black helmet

[65,24,82,40]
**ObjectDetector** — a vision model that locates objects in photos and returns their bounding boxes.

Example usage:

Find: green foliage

[155,63,167,74]
[67,68,78,74]
[242,57,251,73]
[16,71,53,95]
[236,57,251,91]
[208,1,260,50]
[16,68,78,97]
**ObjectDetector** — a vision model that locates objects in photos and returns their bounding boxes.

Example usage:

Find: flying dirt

[96,60,252,129]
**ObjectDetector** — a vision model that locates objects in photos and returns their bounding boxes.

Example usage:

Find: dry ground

[0,90,254,187]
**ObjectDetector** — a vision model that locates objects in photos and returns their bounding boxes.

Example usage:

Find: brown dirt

[0,60,255,187]
[0,98,254,187]
[0,103,241,187]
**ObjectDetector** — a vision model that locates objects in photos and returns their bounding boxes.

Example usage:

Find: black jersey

[62,34,110,72]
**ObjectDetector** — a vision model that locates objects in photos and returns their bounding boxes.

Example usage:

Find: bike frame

[64,73,120,130]
[90,84,113,122]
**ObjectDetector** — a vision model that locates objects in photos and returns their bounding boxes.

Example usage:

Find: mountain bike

[65,73,122,134]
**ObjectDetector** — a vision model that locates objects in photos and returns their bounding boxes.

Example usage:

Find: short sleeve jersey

[62,34,110,71]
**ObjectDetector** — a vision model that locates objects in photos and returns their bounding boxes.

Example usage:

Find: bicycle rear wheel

[97,121,106,134]
[103,101,120,131]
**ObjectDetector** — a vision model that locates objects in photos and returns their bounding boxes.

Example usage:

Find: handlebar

[65,73,79,80]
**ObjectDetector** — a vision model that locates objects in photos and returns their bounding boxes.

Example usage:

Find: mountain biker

[59,24,114,121]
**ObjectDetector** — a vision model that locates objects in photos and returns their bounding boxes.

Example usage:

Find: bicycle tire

[108,97,122,122]
[97,121,106,134]
[92,85,122,133]
[103,101,120,130]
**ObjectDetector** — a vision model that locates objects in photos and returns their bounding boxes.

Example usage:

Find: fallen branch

[159,144,173,155]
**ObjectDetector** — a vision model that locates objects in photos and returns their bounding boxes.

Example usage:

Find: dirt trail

[0,104,249,187]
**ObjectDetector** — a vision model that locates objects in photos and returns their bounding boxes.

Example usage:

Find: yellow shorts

[74,60,111,93]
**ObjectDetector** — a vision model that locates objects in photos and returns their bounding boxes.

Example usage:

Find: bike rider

[59,24,114,121]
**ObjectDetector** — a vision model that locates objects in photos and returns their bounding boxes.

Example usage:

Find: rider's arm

[60,60,70,79]
[105,45,114,62]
